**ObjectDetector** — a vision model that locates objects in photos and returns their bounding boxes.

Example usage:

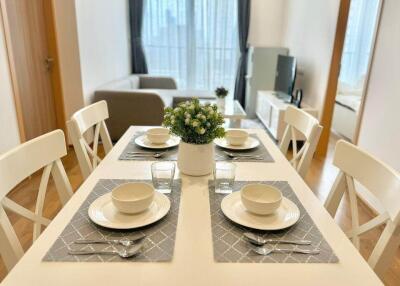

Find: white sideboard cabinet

[256,91,318,141]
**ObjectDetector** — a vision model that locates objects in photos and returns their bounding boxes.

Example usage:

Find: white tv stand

[256,90,318,141]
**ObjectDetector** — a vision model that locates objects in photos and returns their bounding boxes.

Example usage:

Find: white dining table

[2,126,382,286]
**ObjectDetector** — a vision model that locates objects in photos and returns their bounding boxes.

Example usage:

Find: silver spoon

[250,244,320,256]
[244,232,312,246]
[68,243,143,258]
[224,151,262,158]
[74,233,146,247]
[126,152,165,158]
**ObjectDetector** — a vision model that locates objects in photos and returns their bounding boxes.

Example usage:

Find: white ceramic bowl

[146,127,170,144]
[240,184,282,215]
[225,129,249,146]
[111,182,155,214]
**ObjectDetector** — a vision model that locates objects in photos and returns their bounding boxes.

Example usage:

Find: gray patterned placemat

[119,132,179,161]
[215,134,274,162]
[209,180,338,263]
[43,179,181,262]
[119,133,274,163]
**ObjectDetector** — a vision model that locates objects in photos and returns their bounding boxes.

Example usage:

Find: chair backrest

[324,140,400,278]
[67,100,113,179]
[279,105,323,178]
[0,130,73,271]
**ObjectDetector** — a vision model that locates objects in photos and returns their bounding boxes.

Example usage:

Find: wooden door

[1,0,62,141]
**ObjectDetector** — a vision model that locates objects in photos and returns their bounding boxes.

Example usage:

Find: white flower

[171,119,175,124]
[192,120,199,127]
[174,107,180,113]
[189,104,195,110]
[185,118,190,125]
[198,128,205,135]
[209,109,214,115]
[196,113,202,119]
[206,122,211,127]
[185,112,190,118]
[170,115,175,120]
[201,115,206,121]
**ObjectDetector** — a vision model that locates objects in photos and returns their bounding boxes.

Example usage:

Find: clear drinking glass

[213,162,236,194]
[151,162,175,193]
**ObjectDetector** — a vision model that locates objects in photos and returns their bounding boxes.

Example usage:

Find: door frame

[316,0,384,156]
[0,0,66,142]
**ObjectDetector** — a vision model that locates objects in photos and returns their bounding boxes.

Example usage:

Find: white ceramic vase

[177,141,214,176]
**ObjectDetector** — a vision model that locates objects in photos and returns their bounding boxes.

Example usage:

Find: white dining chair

[324,140,400,279]
[0,130,73,271]
[67,100,113,180]
[279,105,323,178]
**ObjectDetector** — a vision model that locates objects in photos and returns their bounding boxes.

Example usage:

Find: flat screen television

[274,55,297,100]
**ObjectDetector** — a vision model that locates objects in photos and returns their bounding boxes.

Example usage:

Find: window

[142,0,239,94]
[339,0,380,89]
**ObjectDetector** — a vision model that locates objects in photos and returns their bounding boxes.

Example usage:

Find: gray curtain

[129,0,148,74]
[233,0,251,107]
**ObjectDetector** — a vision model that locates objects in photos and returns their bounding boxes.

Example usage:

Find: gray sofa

[94,74,216,140]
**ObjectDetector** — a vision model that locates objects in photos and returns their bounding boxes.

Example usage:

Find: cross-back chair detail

[279,105,323,178]
[0,130,73,271]
[325,140,400,279]
[67,100,113,179]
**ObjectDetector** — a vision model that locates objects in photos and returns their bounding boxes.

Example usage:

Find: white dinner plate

[221,192,300,230]
[214,137,260,150]
[88,192,171,230]
[134,134,180,149]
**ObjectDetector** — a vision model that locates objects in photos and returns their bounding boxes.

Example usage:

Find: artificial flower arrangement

[215,86,229,98]
[163,98,225,144]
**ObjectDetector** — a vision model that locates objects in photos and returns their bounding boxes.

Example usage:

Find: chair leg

[324,172,346,217]
[0,207,24,271]
[369,223,400,279]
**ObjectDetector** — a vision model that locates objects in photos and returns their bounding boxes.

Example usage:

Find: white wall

[74,0,131,104]
[0,0,132,151]
[52,0,85,119]
[0,12,20,153]
[358,0,400,172]
[281,0,340,113]
[248,0,284,47]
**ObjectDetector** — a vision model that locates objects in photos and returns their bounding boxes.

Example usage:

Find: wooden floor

[1,132,399,285]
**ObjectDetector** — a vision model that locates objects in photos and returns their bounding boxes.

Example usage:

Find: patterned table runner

[209,180,338,263]
[119,133,274,163]
[43,179,181,262]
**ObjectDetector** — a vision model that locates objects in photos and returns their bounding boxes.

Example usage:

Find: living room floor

[1,120,399,285]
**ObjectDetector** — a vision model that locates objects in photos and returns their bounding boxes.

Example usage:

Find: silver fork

[231,156,262,161]
[244,232,312,246]
[74,234,146,247]
[69,243,143,258]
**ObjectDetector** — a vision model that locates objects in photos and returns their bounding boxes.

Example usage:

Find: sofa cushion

[128,75,140,89]
[143,89,216,108]
[135,89,173,107]
[99,75,140,90]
